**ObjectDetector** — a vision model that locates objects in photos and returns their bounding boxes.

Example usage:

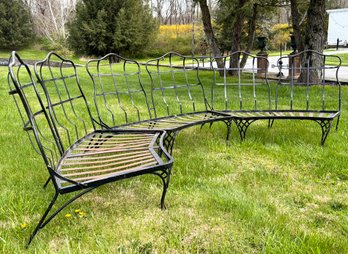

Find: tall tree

[23,0,77,46]
[217,0,279,73]
[240,3,258,68]
[290,0,305,52]
[195,0,222,58]
[298,0,326,83]
[0,0,33,48]
[68,0,157,56]
[226,0,247,74]
[230,0,248,53]
[303,0,325,52]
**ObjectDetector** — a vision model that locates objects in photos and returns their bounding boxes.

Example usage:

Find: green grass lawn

[1,49,348,253]
[0,46,84,64]
[331,53,348,66]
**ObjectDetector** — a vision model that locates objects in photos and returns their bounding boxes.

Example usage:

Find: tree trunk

[197,0,223,71]
[197,0,221,58]
[304,0,325,52]
[229,0,248,75]
[298,0,325,84]
[240,3,257,69]
[290,0,304,52]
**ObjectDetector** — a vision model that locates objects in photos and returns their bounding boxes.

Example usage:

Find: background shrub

[146,24,205,56]
[0,0,33,49]
[68,0,157,57]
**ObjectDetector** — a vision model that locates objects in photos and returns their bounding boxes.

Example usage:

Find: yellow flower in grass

[20,223,28,230]
[78,211,86,218]
[65,213,72,218]
[74,209,81,214]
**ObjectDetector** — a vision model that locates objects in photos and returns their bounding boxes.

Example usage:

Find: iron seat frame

[210,50,341,145]
[86,52,232,154]
[8,51,174,247]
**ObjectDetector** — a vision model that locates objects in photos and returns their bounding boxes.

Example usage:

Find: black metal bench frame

[7,49,342,247]
[86,52,232,153]
[210,50,341,145]
[8,52,173,247]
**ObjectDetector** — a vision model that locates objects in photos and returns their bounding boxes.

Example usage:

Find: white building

[327,8,348,46]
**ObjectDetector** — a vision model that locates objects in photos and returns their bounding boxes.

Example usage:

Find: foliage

[215,0,239,51]
[147,24,205,56]
[67,0,157,56]
[269,23,292,50]
[0,0,33,49]
[215,0,280,52]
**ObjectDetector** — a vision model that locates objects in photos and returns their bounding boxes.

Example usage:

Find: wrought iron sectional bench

[8,52,174,247]
[209,50,341,145]
[8,51,230,246]
[8,50,341,246]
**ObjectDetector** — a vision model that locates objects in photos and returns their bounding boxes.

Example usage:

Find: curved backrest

[276,50,341,112]
[210,51,271,111]
[146,52,209,117]
[8,51,61,172]
[86,53,151,128]
[34,52,95,152]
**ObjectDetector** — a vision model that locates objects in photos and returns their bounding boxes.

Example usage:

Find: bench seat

[220,110,340,120]
[119,111,230,131]
[218,110,339,145]
[57,130,173,194]
[8,50,343,247]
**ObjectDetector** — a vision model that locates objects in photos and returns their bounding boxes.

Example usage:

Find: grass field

[333,53,348,66]
[0,49,348,253]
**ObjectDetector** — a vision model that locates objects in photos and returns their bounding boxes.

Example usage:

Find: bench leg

[268,119,274,128]
[26,187,96,248]
[335,116,341,131]
[43,177,51,189]
[315,119,332,146]
[26,192,58,248]
[200,122,214,129]
[233,119,256,141]
[224,119,232,141]
[163,131,178,155]
[153,167,172,210]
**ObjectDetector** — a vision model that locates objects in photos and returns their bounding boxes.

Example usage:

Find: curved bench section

[86,52,231,154]
[210,50,341,145]
[8,52,173,247]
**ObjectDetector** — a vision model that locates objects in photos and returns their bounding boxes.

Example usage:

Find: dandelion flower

[21,223,28,230]
[65,213,72,218]
[78,211,86,217]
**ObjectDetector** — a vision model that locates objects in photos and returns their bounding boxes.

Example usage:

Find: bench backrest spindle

[146,52,209,118]
[35,52,96,152]
[210,51,271,112]
[8,52,64,183]
[276,50,341,113]
[86,54,151,128]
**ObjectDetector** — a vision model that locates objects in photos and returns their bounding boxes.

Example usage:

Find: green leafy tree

[68,0,157,56]
[0,0,33,49]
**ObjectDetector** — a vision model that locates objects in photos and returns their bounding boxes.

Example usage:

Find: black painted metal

[86,52,230,152]
[8,52,174,247]
[211,51,271,112]
[211,50,341,145]
[7,49,342,247]
[86,53,153,127]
